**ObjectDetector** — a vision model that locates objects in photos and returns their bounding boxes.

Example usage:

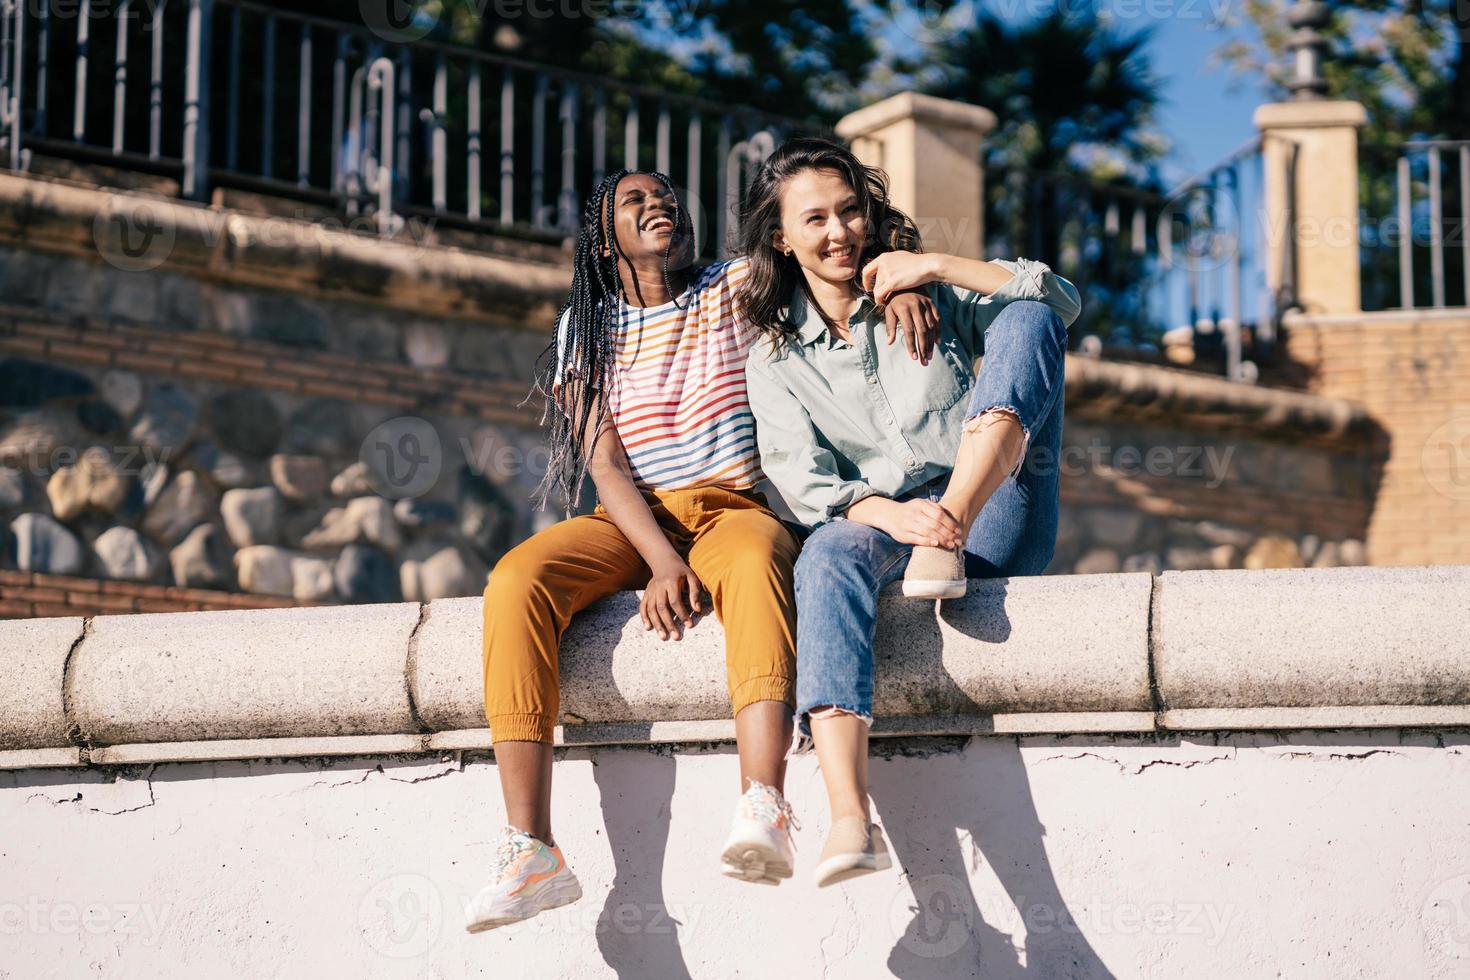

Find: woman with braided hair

[466,169,941,932]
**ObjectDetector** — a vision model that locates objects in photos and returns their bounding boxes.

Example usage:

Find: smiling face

[772,168,868,284]
[610,172,691,267]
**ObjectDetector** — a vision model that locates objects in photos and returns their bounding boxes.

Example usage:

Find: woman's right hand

[641,555,704,641]
[849,497,966,549]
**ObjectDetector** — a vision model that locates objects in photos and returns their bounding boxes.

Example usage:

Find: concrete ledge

[3,565,1470,768]
[69,604,422,745]
[0,171,570,328]
[1,615,84,749]
[1155,566,1470,710]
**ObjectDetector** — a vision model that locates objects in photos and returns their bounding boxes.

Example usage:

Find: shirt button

[866,375,877,385]
[905,457,917,468]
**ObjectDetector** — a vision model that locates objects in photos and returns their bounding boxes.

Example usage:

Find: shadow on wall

[591,747,694,979]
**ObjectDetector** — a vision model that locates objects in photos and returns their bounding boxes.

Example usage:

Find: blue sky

[1145,12,1273,182]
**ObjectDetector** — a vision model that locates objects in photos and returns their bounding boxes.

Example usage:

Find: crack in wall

[22,764,157,814]
[1147,573,1164,722]
[59,616,94,762]
[404,603,432,736]
[1036,749,1237,774]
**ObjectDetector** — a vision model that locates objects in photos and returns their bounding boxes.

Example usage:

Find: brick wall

[0,569,292,619]
[1282,310,1470,566]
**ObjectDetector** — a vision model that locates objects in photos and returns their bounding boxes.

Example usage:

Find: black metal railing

[0,0,824,256]
[985,138,1273,382]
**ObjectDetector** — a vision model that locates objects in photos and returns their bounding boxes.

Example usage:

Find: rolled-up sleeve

[941,257,1083,354]
[745,356,879,528]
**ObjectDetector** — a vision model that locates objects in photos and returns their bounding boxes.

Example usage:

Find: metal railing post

[182,0,214,200]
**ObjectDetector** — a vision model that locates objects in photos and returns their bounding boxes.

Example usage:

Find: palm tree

[898,9,1170,344]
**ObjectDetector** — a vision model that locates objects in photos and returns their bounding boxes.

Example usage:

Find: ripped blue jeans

[792,300,1066,742]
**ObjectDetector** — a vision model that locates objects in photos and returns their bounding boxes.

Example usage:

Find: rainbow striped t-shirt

[553,256,762,491]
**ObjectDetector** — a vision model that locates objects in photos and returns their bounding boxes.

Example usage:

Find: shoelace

[743,780,802,838]
[492,829,536,882]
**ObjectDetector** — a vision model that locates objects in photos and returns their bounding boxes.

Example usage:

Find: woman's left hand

[862,251,942,304]
[883,291,940,365]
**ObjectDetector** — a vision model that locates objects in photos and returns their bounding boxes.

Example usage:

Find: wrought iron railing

[0,0,821,256]
[1361,140,1470,311]
[985,138,1274,383]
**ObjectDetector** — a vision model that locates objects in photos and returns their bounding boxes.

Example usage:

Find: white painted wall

[4,731,1469,979]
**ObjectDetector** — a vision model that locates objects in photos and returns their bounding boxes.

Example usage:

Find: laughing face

[773,167,868,284]
[610,172,694,269]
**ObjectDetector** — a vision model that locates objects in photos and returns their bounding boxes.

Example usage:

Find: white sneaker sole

[902,578,967,599]
[720,841,792,885]
[464,875,583,934]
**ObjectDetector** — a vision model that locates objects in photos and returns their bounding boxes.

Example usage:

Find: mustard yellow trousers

[482,485,799,744]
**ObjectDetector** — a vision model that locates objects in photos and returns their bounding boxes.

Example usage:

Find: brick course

[0,570,294,619]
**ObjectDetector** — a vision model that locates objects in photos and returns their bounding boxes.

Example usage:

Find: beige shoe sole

[814,826,893,887]
[902,578,967,599]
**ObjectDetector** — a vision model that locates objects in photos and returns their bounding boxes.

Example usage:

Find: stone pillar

[836,92,996,260]
[1255,100,1367,316]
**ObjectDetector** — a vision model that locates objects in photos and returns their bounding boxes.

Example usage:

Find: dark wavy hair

[735,136,923,351]
[528,168,691,513]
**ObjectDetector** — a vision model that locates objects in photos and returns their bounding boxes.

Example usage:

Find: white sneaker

[465,828,583,933]
[719,780,799,885]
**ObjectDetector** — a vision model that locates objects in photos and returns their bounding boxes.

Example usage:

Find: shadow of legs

[871,738,1116,979]
[592,748,693,980]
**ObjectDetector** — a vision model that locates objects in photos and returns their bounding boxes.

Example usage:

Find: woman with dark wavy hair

[738,137,1081,886]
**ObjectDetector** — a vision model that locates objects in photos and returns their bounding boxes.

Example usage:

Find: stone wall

[0,172,1390,616]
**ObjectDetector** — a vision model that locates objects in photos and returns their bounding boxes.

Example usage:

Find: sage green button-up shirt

[744,258,1081,527]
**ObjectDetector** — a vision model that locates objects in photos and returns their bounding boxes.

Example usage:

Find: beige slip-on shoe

[814,816,892,887]
[903,545,967,599]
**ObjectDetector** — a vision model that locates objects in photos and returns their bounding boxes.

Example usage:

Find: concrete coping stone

[1,565,1468,769]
